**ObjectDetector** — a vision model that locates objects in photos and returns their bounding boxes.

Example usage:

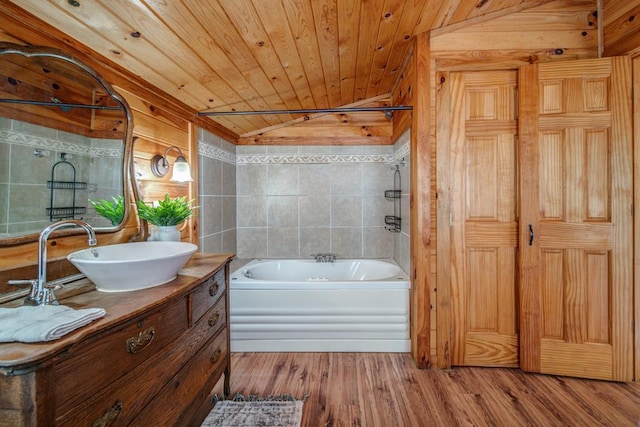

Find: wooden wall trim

[517,63,542,373]
[633,56,640,381]
[187,123,199,244]
[410,32,432,368]
[429,0,555,38]
[435,70,452,369]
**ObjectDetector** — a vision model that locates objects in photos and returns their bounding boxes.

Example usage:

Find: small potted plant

[89,195,125,226]
[136,194,195,241]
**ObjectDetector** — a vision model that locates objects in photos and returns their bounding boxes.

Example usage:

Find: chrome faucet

[312,253,338,263]
[10,220,97,306]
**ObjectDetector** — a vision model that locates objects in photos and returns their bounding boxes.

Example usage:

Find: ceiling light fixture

[150,146,193,182]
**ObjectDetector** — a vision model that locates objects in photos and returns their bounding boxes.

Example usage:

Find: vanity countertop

[0,252,234,371]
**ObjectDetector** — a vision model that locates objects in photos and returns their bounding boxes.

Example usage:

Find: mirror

[0,43,133,246]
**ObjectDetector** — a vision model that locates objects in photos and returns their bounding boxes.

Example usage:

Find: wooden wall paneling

[237,94,393,134]
[603,2,640,56]
[410,32,433,368]
[237,95,395,145]
[247,113,391,135]
[119,87,197,244]
[431,0,598,71]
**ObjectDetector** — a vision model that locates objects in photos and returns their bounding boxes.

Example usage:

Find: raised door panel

[519,57,633,381]
[446,71,519,367]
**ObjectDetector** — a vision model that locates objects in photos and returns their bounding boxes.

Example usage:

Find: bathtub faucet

[312,253,338,263]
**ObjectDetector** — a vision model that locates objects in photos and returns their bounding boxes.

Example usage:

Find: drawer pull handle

[126,327,155,354]
[92,400,122,427]
[208,313,220,327]
[211,348,222,363]
[209,282,219,297]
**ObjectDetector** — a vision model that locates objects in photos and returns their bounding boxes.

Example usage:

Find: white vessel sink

[67,241,198,292]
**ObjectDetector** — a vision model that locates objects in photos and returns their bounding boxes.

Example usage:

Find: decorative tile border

[197,139,410,166]
[394,139,410,161]
[198,140,236,165]
[0,129,122,157]
[236,153,396,165]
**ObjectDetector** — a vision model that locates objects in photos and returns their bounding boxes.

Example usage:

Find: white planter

[148,225,181,241]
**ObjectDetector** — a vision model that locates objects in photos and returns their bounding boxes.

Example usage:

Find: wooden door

[519,57,633,381]
[441,71,519,367]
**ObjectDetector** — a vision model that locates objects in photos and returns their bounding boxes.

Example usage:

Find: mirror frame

[0,43,134,247]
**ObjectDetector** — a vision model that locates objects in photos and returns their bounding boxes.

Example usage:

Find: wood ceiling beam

[429,0,558,38]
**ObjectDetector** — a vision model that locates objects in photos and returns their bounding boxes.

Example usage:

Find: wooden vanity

[0,253,233,427]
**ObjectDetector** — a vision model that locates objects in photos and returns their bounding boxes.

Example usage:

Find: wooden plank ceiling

[7,0,557,143]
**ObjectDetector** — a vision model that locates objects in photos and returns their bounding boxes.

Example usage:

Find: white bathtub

[229,258,411,352]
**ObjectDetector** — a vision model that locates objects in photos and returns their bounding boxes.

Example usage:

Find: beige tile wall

[197,128,411,272]
[198,128,237,254]
[235,144,406,261]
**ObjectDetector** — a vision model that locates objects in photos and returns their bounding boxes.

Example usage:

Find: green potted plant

[136,194,195,241]
[89,195,125,226]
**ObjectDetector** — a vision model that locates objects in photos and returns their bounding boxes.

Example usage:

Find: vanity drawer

[56,300,226,426]
[129,328,228,425]
[192,268,226,322]
[56,326,228,427]
[201,295,226,336]
[54,296,189,415]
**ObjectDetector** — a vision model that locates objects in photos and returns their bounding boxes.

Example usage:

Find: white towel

[0,305,106,343]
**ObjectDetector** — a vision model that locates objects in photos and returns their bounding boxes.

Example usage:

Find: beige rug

[201,394,304,427]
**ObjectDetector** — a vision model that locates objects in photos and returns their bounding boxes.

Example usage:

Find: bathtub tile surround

[197,128,410,272]
[198,129,237,254]
[236,143,408,261]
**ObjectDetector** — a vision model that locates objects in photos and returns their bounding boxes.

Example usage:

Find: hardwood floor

[213,352,640,426]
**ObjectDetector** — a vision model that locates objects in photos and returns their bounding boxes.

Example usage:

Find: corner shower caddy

[47,156,87,221]
[384,164,402,232]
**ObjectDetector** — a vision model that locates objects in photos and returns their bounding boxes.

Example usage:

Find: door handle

[529,224,534,246]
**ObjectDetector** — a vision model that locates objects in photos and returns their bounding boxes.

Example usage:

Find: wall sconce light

[150,146,193,182]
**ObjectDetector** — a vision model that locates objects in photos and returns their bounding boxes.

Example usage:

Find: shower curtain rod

[197,105,413,116]
[0,98,121,110]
